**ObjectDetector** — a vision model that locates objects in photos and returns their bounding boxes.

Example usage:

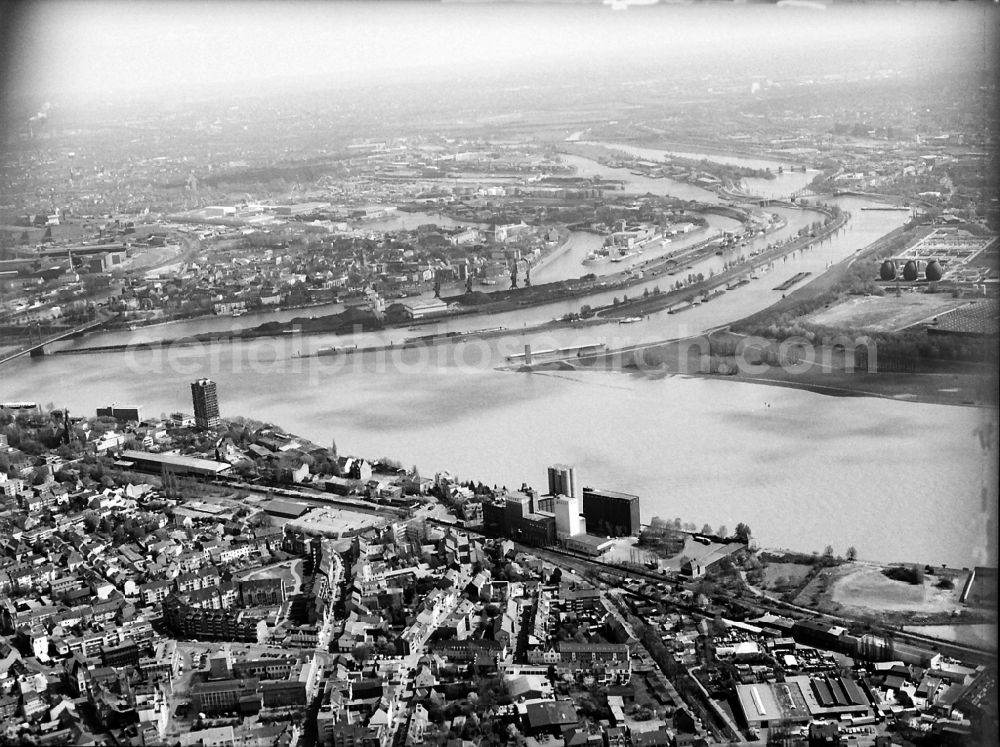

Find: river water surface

[7,152,994,569]
[3,348,993,568]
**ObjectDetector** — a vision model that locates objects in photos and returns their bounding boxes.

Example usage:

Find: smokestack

[27,103,51,138]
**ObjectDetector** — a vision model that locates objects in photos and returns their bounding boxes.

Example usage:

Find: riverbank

[593,207,844,320]
[67,150,822,353]
[685,365,996,409]
[55,313,613,358]
[107,298,343,333]
[622,132,818,168]
[566,140,780,183]
[57,212,746,355]
[523,324,997,408]
[512,206,1000,408]
[525,224,574,276]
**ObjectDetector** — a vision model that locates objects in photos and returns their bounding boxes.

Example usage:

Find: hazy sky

[1,1,995,103]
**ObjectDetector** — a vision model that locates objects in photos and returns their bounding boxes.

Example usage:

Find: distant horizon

[1,0,994,109]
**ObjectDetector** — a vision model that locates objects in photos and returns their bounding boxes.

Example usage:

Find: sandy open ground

[120,243,184,272]
[803,293,970,332]
[603,537,660,566]
[829,565,965,614]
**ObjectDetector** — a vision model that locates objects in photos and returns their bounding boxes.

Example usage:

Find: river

[582,140,802,173]
[9,147,995,568]
[6,189,996,567]
[66,196,871,354]
[576,141,819,199]
[529,214,742,285]
[98,154,810,344]
[3,341,993,569]
[558,152,723,204]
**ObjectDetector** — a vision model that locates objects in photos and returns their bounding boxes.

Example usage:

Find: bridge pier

[29,346,46,358]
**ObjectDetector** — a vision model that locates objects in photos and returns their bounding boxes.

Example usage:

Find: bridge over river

[0,312,115,366]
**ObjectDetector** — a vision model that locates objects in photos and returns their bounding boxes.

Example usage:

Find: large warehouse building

[117,450,232,477]
[736,675,874,730]
[263,499,310,519]
[581,487,641,537]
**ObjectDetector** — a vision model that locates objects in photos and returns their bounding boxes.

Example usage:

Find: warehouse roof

[263,499,310,518]
[118,450,231,474]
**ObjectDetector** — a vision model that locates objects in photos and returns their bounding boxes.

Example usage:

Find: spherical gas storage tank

[879,260,896,281]
[903,260,919,281]
[925,260,943,282]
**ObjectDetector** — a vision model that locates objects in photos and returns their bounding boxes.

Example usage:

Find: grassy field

[732,222,927,334]
[238,558,303,595]
[803,293,971,332]
[761,561,814,592]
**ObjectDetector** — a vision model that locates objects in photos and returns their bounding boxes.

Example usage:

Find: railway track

[426,518,996,665]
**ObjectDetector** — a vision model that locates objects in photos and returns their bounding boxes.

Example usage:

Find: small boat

[618,316,643,324]
[617,246,639,260]
[584,248,612,265]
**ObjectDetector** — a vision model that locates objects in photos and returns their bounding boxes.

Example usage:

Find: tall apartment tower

[547,464,577,500]
[191,378,221,429]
